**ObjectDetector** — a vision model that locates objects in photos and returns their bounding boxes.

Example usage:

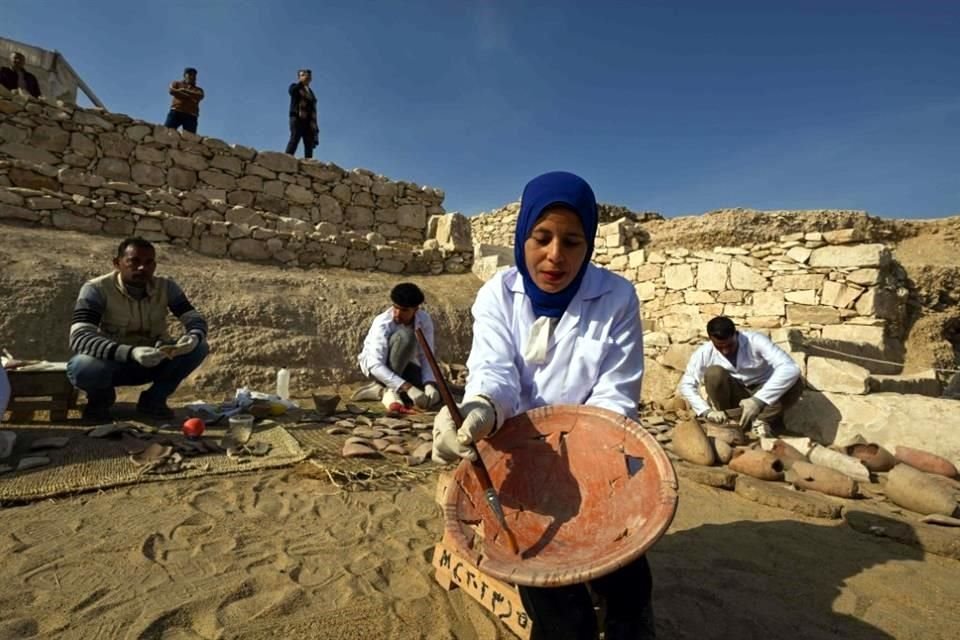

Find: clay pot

[845,443,896,472]
[729,449,784,481]
[672,420,715,466]
[786,461,858,498]
[808,445,870,483]
[771,440,807,470]
[886,464,960,517]
[711,437,734,464]
[895,446,959,479]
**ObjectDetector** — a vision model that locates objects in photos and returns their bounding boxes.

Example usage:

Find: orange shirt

[169,81,204,116]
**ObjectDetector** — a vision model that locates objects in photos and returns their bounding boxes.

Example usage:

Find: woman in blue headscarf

[432,171,652,638]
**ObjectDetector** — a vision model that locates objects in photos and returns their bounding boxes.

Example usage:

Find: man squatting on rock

[679,315,802,438]
[354,283,442,411]
[67,237,209,421]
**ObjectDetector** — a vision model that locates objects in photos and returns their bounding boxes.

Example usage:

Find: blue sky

[4,1,958,218]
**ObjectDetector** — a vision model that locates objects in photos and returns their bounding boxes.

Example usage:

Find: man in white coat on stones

[679,315,803,438]
[354,282,442,410]
[432,171,652,639]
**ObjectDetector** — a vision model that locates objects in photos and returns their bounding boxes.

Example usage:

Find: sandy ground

[1,467,959,640]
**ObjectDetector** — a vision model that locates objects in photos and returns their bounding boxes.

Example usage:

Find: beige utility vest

[88,272,171,347]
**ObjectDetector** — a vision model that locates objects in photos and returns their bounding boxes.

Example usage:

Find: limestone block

[658,343,698,371]
[696,262,728,291]
[70,132,97,157]
[236,175,263,192]
[52,211,101,232]
[194,188,226,202]
[315,194,342,223]
[820,324,886,348]
[99,132,136,158]
[27,196,61,210]
[95,158,131,181]
[435,213,472,252]
[820,280,864,309]
[198,234,228,256]
[379,223,400,238]
[784,290,818,305]
[352,191,375,207]
[806,356,871,394]
[809,244,889,269]
[786,246,812,264]
[635,282,656,302]
[347,249,377,269]
[124,124,152,141]
[103,218,135,236]
[285,183,314,205]
[846,268,880,287]
[786,304,841,325]
[730,260,767,290]
[0,190,24,206]
[749,291,785,317]
[245,163,276,180]
[723,304,750,317]
[397,204,427,229]
[331,183,352,204]
[0,203,43,222]
[225,207,265,227]
[162,216,195,239]
[0,143,57,165]
[263,179,286,198]
[771,274,826,290]
[226,190,254,207]
[169,149,208,172]
[151,125,180,147]
[9,167,57,191]
[29,125,70,152]
[229,238,270,260]
[664,264,694,290]
[854,288,880,316]
[609,255,629,271]
[131,163,166,186]
[199,170,237,190]
[345,206,374,228]
[628,249,646,268]
[822,228,864,245]
[714,290,742,304]
[167,167,197,190]
[379,259,405,274]
[211,154,243,174]
[253,193,288,216]
[472,255,508,282]
[743,316,782,329]
[135,146,165,163]
[684,290,714,305]
[254,151,298,174]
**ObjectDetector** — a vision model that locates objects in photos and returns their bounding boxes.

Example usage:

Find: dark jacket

[0,66,41,98]
[288,82,317,127]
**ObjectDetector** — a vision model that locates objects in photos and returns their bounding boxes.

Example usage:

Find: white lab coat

[0,366,9,423]
[678,331,801,416]
[358,308,437,391]
[465,264,644,429]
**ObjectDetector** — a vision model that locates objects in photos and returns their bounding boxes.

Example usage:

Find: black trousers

[519,555,655,639]
[285,117,316,158]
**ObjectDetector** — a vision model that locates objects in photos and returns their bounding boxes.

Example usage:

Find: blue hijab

[514,171,598,318]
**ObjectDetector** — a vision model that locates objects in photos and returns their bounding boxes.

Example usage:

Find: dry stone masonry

[0,87,473,274]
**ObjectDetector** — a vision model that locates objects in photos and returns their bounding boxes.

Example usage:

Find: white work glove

[131,346,166,368]
[432,396,496,464]
[406,385,429,410]
[424,384,441,408]
[738,397,766,429]
[382,388,402,410]
[175,333,200,354]
[701,409,728,424]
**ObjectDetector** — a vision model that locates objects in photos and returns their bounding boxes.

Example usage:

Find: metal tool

[415,327,519,555]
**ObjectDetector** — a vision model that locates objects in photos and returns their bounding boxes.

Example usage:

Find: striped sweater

[69,273,208,362]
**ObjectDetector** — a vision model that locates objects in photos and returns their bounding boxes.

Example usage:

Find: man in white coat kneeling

[679,315,802,438]
[353,282,442,410]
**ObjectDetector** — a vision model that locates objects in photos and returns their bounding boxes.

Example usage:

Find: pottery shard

[353,427,385,439]
[408,441,433,466]
[371,438,391,451]
[342,442,382,458]
[671,420,715,466]
[384,444,407,455]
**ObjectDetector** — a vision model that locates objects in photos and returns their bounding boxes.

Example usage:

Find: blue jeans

[67,342,208,407]
[164,109,198,133]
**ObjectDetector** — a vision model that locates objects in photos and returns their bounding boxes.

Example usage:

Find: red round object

[182,417,206,438]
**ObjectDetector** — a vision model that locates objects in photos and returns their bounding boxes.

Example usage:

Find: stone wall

[0,88,473,274]
[470,201,662,249]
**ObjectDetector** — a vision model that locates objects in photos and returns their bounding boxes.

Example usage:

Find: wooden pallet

[6,366,78,422]
[431,472,532,639]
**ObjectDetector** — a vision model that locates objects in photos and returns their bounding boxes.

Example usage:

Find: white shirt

[678,331,801,416]
[358,308,437,391]
[465,264,644,428]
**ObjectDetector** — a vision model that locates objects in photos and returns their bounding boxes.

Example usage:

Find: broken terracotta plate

[342,442,381,458]
[444,404,678,587]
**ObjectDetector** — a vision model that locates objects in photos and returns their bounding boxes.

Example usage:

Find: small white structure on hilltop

[0,36,104,107]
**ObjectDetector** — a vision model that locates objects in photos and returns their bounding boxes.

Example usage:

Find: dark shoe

[136,400,175,420]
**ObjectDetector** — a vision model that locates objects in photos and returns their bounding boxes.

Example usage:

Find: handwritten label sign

[433,541,531,639]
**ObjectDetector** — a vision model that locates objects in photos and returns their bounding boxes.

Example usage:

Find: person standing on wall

[285,69,318,158]
[0,51,42,98]
[164,67,204,134]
